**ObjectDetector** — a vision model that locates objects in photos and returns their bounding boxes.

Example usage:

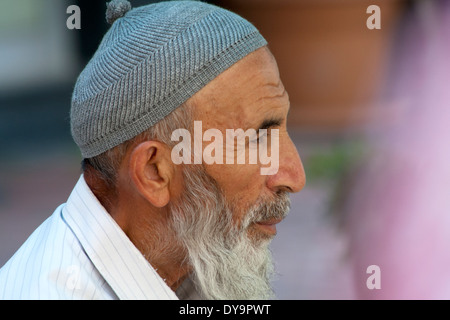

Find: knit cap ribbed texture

[70,0,267,158]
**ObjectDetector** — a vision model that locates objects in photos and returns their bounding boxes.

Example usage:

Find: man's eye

[256,130,268,143]
[249,129,269,147]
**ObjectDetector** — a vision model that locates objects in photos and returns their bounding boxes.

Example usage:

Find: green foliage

[304,140,366,183]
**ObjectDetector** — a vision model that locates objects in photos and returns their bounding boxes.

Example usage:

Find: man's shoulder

[0,204,116,300]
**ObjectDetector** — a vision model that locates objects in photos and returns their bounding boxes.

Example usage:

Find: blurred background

[1,0,450,299]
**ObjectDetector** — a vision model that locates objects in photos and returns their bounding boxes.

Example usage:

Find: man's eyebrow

[258,117,283,130]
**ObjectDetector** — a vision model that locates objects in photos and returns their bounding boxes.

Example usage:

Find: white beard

[169,165,290,300]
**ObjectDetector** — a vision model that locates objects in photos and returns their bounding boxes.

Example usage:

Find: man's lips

[254,218,283,235]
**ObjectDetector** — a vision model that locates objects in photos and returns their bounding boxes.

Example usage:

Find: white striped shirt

[0,175,196,300]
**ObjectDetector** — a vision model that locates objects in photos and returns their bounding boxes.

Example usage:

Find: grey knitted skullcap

[70,0,267,158]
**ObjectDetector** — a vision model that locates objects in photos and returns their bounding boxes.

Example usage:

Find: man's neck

[84,169,191,291]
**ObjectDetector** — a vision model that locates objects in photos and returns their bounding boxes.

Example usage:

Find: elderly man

[0,0,305,300]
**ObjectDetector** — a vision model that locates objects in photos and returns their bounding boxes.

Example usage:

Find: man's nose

[266,136,306,193]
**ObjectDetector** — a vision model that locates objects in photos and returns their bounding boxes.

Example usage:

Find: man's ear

[127,140,173,207]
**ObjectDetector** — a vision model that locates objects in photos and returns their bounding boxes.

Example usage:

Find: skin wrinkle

[253,83,287,104]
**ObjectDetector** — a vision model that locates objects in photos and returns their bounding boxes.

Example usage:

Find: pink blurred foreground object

[346,0,450,299]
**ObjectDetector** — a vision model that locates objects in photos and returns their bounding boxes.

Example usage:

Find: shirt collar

[62,175,179,300]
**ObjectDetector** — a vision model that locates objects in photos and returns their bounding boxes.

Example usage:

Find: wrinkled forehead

[189,47,288,129]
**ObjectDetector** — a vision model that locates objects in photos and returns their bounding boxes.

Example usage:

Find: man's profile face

[166,47,306,299]
[189,47,305,241]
